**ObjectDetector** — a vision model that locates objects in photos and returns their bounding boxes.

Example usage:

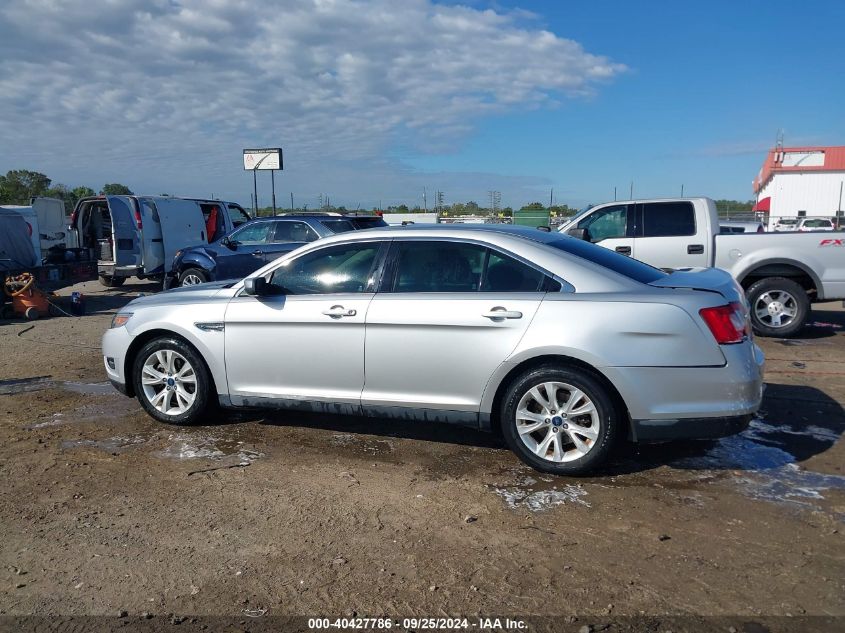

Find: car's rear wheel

[746,276,808,338]
[501,365,618,475]
[132,337,213,425]
[179,268,209,287]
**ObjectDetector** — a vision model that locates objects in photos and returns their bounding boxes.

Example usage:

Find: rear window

[640,202,696,237]
[320,219,356,234]
[349,216,388,230]
[545,236,667,284]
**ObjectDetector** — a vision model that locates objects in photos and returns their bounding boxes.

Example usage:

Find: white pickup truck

[558,197,845,337]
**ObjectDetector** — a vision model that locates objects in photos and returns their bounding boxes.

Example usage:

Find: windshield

[559,205,594,228]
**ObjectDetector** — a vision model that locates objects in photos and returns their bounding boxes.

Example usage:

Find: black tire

[178,267,209,287]
[746,277,809,338]
[500,365,619,475]
[99,275,126,288]
[132,337,214,425]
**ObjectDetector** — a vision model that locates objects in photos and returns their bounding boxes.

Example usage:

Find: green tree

[0,169,52,204]
[520,201,545,211]
[101,183,133,195]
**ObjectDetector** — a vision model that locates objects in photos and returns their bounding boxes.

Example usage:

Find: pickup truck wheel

[746,277,809,338]
[99,275,125,288]
[179,268,209,287]
[501,366,618,475]
[132,337,213,425]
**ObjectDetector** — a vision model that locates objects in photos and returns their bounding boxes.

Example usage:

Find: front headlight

[110,313,133,328]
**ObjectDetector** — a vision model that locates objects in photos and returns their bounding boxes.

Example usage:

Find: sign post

[243,148,283,217]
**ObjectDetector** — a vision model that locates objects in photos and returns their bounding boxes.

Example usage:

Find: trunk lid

[649,267,744,304]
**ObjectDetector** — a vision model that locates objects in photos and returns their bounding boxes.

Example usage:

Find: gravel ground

[1,279,843,631]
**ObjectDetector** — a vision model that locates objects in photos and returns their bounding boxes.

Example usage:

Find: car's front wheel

[501,365,618,475]
[132,337,214,425]
[178,267,209,287]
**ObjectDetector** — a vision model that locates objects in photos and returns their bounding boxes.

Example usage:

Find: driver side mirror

[243,276,269,296]
[221,236,237,250]
[566,227,589,241]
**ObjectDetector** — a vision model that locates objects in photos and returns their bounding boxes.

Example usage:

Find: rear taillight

[134,207,142,230]
[699,302,748,344]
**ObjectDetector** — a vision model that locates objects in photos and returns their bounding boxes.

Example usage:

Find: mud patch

[330,433,394,456]
[489,473,590,512]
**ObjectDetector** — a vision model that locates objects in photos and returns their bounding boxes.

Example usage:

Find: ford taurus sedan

[102,225,764,474]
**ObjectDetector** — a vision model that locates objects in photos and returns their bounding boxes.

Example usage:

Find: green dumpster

[512,208,551,228]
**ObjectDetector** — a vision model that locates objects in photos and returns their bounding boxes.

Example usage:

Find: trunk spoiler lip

[649,267,742,302]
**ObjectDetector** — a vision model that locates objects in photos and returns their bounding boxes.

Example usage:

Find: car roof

[308,222,564,244]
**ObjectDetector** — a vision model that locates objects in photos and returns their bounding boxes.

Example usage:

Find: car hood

[649,267,743,304]
[124,280,236,310]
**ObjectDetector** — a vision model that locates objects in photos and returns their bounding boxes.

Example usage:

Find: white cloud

[0,0,625,205]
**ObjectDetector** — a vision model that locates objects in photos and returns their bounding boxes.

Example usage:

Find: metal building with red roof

[752,146,845,227]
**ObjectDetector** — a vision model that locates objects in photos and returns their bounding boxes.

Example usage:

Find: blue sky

[1,0,842,209]
[414,0,845,206]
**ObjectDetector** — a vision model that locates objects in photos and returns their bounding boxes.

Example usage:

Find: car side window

[391,242,486,292]
[640,202,696,237]
[577,205,627,242]
[272,221,319,243]
[269,243,380,295]
[231,222,272,245]
[320,219,357,234]
[227,204,252,228]
[481,250,548,292]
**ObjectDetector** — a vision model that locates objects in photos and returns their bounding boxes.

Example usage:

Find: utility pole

[423,187,427,212]
[613,186,617,201]
[549,188,553,209]
[290,192,294,212]
[630,181,634,200]
[681,184,684,197]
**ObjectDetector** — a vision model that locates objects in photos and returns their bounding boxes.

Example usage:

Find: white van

[68,196,251,287]
[0,197,69,263]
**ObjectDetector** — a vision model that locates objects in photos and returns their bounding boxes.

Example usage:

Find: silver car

[102,225,764,474]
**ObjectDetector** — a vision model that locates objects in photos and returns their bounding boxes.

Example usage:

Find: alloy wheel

[515,381,600,463]
[754,290,797,329]
[140,349,197,416]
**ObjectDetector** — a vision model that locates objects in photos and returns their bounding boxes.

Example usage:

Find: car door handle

[615,246,632,256]
[252,250,263,255]
[687,244,704,254]
[322,305,357,318]
[482,307,523,320]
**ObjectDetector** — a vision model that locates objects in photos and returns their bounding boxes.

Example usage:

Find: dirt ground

[1,279,843,631]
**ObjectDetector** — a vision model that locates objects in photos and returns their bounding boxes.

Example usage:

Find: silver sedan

[102,225,764,474]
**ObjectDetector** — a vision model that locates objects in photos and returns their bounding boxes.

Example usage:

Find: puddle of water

[489,473,590,512]
[0,376,116,397]
[0,376,54,395]
[155,433,263,465]
[26,397,139,430]
[330,433,393,456]
[61,381,116,396]
[671,418,845,516]
[61,435,149,452]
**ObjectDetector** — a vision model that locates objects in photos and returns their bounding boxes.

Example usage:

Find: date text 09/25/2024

[307,617,527,630]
